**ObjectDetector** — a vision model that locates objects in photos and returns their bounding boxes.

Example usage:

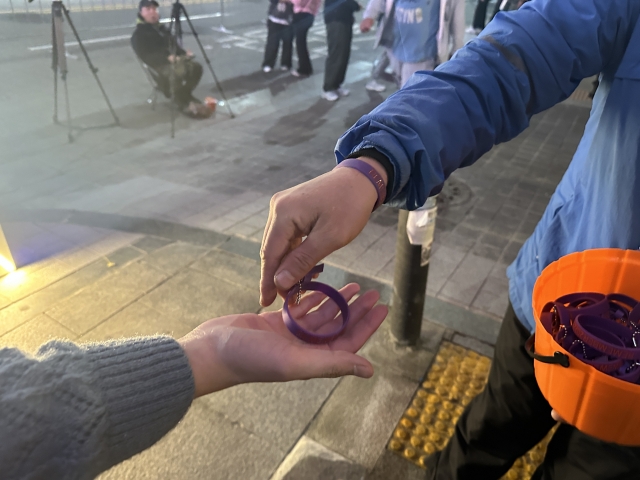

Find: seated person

[131,0,205,115]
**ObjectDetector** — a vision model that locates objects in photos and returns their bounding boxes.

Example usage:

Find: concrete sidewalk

[0,3,594,477]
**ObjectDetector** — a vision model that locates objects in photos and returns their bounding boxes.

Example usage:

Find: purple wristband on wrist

[334,158,386,211]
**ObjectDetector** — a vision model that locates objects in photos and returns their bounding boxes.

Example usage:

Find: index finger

[260,199,297,307]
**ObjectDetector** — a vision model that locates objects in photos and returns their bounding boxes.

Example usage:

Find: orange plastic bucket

[531,248,640,445]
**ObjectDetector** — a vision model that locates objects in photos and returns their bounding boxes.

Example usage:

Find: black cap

[139,0,159,9]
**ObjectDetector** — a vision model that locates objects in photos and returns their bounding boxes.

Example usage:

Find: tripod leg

[53,66,59,123]
[61,4,120,126]
[181,7,235,118]
[62,74,73,142]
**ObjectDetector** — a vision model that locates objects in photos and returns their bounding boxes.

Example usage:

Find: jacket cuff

[85,336,194,467]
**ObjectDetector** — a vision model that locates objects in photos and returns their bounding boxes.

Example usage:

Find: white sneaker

[291,69,301,77]
[262,65,272,73]
[337,87,350,97]
[321,90,340,101]
[365,80,386,92]
[280,65,290,71]
[465,26,476,33]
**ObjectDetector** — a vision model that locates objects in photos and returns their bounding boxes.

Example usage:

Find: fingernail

[354,364,373,378]
[275,270,295,289]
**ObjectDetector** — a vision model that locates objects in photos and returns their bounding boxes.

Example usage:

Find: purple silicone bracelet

[282,264,351,344]
[334,158,386,211]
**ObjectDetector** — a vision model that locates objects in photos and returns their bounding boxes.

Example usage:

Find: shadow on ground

[262,98,336,146]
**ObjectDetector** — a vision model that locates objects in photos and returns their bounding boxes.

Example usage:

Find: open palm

[179,284,388,397]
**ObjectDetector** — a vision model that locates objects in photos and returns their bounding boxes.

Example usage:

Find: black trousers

[323,20,353,92]
[425,303,640,480]
[292,12,314,75]
[262,20,293,69]
[472,0,489,30]
[160,58,203,107]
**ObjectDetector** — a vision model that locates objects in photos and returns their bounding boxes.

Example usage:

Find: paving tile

[225,223,260,238]
[0,260,77,303]
[132,236,174,253]
[307,369,417,469]
[452,333,495,359]
[190,248,261,291]
[218,236,262,263]
[98,400,284,480]
[139,268,260,328]
[270,436,366,480]
[439,254,495,307]
[79,301,191,342]
[0,313,77,353]
[140,242,208,276]
[46,262,168,335]
[425,246,467,296]
[423,296,501,345]
[204,378,339,453]
[366,449,426,480]
[360,321,438,383]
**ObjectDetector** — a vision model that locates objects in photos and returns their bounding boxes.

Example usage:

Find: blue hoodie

[336,0,640,332]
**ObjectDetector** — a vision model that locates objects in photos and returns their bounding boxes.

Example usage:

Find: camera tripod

[168,0,234,137]
[51,0,119,142]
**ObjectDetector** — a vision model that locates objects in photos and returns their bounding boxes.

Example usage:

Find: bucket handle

[525,334,570,368]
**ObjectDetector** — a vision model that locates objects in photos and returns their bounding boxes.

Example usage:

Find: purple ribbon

[282,264,351,344]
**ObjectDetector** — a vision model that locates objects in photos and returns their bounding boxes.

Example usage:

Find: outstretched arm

[259,0,640,305]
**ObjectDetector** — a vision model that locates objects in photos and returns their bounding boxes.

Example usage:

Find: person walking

[322,0,362,101]
[360,0,397,92]
[290,0,322,77]
[392,0,440,86]
[437,0,465,64]
[262,0,294,72]
[259,0,640,478]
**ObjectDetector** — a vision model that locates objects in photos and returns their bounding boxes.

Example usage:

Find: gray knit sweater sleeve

[0,336,195,480]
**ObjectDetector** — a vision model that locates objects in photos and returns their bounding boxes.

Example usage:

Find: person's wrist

[331,162,381,212]
[178,329,236,398]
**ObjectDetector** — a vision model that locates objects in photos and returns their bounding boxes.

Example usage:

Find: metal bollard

[389,197,437,346]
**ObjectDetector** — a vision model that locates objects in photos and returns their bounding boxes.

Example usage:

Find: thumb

[286,347,374,380]
[274,233,338,292]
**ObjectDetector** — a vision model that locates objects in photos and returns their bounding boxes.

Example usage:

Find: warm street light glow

[0,254,15,274]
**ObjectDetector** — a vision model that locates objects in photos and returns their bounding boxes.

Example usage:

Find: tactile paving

[388,341,554,479]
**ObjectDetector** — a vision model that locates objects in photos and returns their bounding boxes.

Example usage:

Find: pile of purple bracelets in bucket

[540,293,640,384]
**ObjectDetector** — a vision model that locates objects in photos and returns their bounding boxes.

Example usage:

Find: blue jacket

[335,0,640,332]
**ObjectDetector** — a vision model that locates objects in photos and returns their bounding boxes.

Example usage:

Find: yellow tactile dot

[455,405,465,415]
[428,431,441,443]
[406,407,419,418]
[417,389,428,399]
[437,410,451,421]
[421,381,435,390]
[442,401,454,411]
[425,404,438,415]
[434,420,448,432]
[436,386,449,396]
[404,447,417,459]
[426,394,440,404]
[400,418,413,429]
[412,398,424,408]
[423,442,437,455]
[506,469,520,480]
[419,456,429,467]
[414,425,427,436]
[419,413,433,425]
[395,428,409,440]
[389,439,402,451]
[410,436,422,448]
